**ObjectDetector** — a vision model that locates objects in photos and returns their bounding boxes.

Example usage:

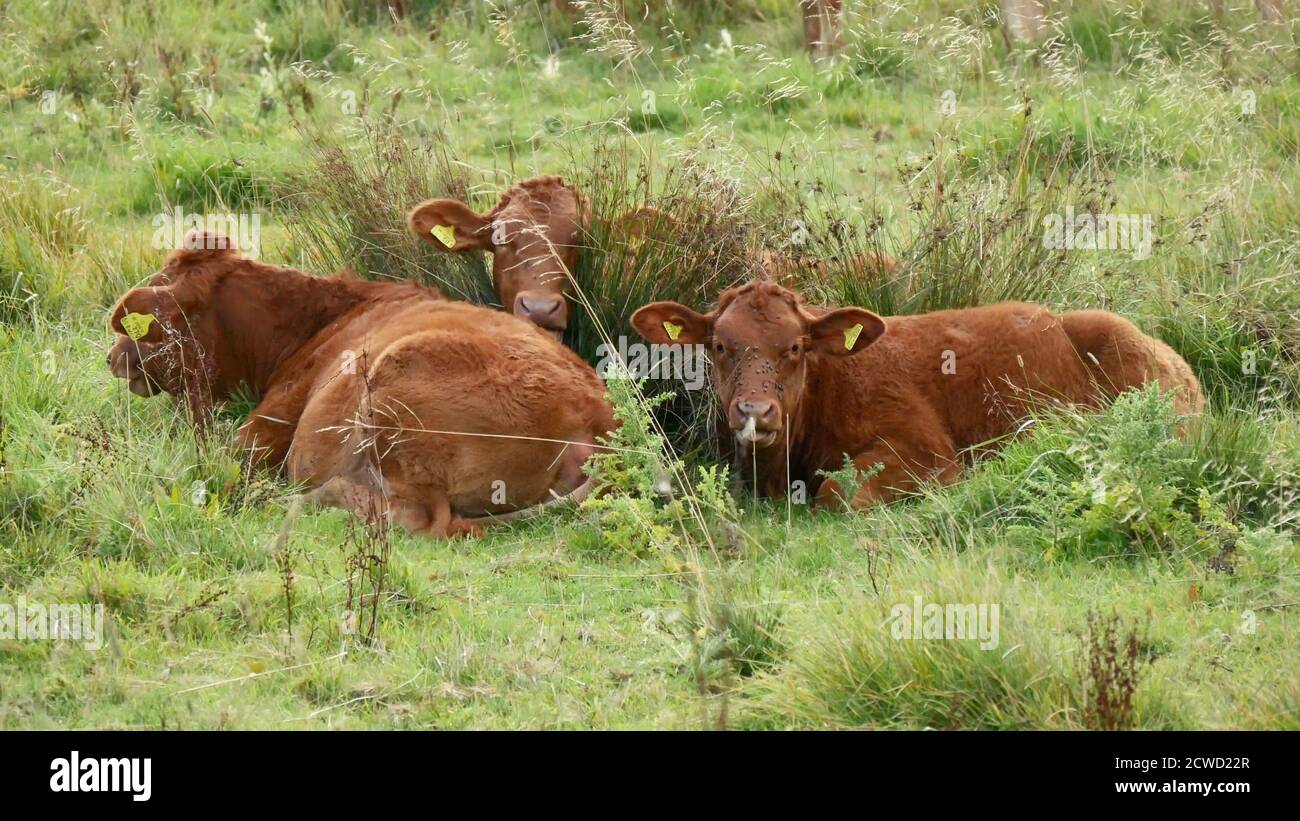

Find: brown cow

[408,176,584,341]
[408,175,659,341]
[631,281,1203,509]
[107,232,615,537]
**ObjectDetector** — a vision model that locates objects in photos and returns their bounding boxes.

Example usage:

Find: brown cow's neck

[753,351,878,497]
[804,352,878,466]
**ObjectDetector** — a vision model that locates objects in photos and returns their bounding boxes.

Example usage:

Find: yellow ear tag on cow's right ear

[120,312,156,341]
[430,224,457,249]
[663,321,683,341]
[843,323,864,351]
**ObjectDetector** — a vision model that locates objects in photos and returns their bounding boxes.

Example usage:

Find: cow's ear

[165,230,239,269]
[108,287,191,344]
[630,301,712,345]
[179,229,238,254]
[807,307,885,356]
[408,199,492,252]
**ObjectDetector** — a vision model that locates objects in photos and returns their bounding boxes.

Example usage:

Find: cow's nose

[517,293,563,321]
[107,345,134,379]
[514,292,567,338]
[736,398,779,428]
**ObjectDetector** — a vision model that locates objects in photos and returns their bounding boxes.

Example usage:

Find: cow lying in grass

[408,175,658,342]
[106,232,615,537]
[632,281,1203,509]
[409,176,583,341]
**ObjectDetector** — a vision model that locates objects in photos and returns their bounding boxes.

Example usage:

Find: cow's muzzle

[107,336,160,397]
[514,290,567,341]
[731,398,782,449]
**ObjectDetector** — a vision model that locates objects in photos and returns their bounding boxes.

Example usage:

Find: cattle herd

[106,175,1204,538]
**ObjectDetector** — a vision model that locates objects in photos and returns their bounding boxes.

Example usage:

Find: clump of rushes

[749,133,1104,317]
[563,135,753,460]
[275,119,492,303]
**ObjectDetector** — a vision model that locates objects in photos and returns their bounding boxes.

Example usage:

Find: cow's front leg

[237,377,325,468]
[236,406,299,469]
[814,434,961,511]
[800,0,844,56]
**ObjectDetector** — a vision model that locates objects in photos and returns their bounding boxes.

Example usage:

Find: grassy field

[1,0,1298,729]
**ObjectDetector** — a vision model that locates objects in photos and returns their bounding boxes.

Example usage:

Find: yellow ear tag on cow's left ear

[663,321,683,341]
[843,323,864,351]
[430,224,457,249]
[120,312,156,341]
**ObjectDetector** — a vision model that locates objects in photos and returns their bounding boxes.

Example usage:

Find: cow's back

[1060,309,1204,415]
[830,301,1199,457]
[875,302,1096,449]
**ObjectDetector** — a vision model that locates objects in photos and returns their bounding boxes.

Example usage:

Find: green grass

[1,0,1298,729]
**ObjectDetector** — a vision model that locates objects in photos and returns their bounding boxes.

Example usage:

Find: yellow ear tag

[121,312,156,341]
[430,224,457,249]
[663,321,683,341]
[843,323,864,351]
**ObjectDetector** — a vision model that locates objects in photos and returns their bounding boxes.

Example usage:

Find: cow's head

[410,176,583,340]
[106,232,251,413]
[631,281,884,448]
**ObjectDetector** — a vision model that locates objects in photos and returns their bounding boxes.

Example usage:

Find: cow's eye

[789,342,801,355]
[713,342,727,355]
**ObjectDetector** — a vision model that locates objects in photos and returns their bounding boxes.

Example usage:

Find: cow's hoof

[445,518,486,540]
